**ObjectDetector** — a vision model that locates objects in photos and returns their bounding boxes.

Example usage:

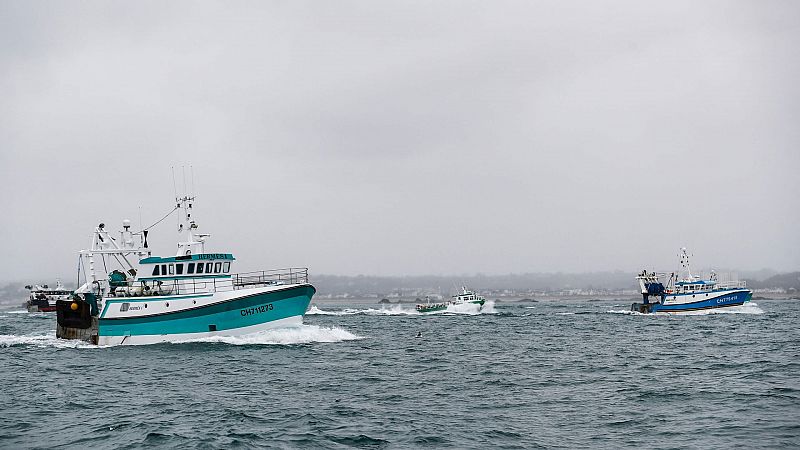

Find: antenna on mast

[171,166,178,202]
[182,165,188,198]
[190,165,195,198]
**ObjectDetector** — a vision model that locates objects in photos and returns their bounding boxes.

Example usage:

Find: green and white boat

[55,192,315,346]
[415,287,485,313]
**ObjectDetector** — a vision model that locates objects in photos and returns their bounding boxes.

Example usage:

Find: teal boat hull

[96,284,315,345]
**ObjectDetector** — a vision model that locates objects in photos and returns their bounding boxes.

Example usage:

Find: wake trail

[178,324,362,345]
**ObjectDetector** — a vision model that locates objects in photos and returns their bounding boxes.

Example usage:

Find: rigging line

[112,254,126,271]
[79,256,87,286]
[134,205,179,233]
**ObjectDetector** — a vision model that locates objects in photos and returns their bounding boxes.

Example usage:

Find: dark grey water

[1,299,798,449]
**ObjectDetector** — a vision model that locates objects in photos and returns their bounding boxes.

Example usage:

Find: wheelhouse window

[223,262,230,273]
[196,263,204,274]
[176,264,184,275]
[206,262,213,273]
[168,264,175,275]
[161,264,167,276]
[187,263,195,274]
[214,262,221,273]
[152,265,160,276]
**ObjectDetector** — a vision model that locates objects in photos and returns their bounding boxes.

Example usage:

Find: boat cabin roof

[137,253,235,281]
[675,280,715,286]
[139,253,235,264]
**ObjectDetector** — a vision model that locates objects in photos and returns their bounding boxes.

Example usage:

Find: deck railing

[232,268,309,289]
[104,268,309,297]
[714,280,747,290]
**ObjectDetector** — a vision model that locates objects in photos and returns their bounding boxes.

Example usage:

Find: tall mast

[175,175,209,256]
[679,247,693,280]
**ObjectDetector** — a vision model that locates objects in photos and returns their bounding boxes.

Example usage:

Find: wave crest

[179,324,362,345]
[0,333,105,349]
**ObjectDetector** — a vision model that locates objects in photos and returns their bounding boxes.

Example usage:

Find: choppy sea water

[1,298,798,449]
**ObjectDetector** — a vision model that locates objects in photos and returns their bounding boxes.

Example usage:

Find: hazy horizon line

[2,267,796,285]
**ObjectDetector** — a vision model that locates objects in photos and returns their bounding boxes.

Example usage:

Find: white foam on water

[360,305,421,315]
[7,310,30,314]
[481,300,497,314]
[305,305,353,316]
[606,309,646,315]
[524,306,536,309]
[307,302,497,317]
[179,324,363,345]
[306,304,421,316]
[673,302,765,316]
[0,332,106,349]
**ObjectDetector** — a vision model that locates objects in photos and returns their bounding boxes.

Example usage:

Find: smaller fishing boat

[24,281,72,312]
[631,248,752,314]
[415,287,485,313]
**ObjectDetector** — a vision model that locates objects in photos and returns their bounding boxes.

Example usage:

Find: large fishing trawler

[56,192,315,345]
[631,248,752,314]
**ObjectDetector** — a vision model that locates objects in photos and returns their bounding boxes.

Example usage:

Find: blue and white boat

[56,193,315,345]
[630,248,752,314]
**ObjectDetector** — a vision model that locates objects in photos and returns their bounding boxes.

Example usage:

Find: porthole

[166,302,170,307]
[193,300,196,304]
[144,304,147,308]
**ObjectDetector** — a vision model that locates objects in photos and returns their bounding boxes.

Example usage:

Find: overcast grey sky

[0,0,798,281]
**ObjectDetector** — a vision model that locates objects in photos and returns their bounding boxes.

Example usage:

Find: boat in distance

[24,280,72,312]
[630,248,752,314]
[56,192,315,346]
[415,287,485,313]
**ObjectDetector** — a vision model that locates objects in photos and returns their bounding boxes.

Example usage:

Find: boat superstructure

[630,248,751,314]
[56,192,315,345]
[24,280,72,312]
[415,286,485,313]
